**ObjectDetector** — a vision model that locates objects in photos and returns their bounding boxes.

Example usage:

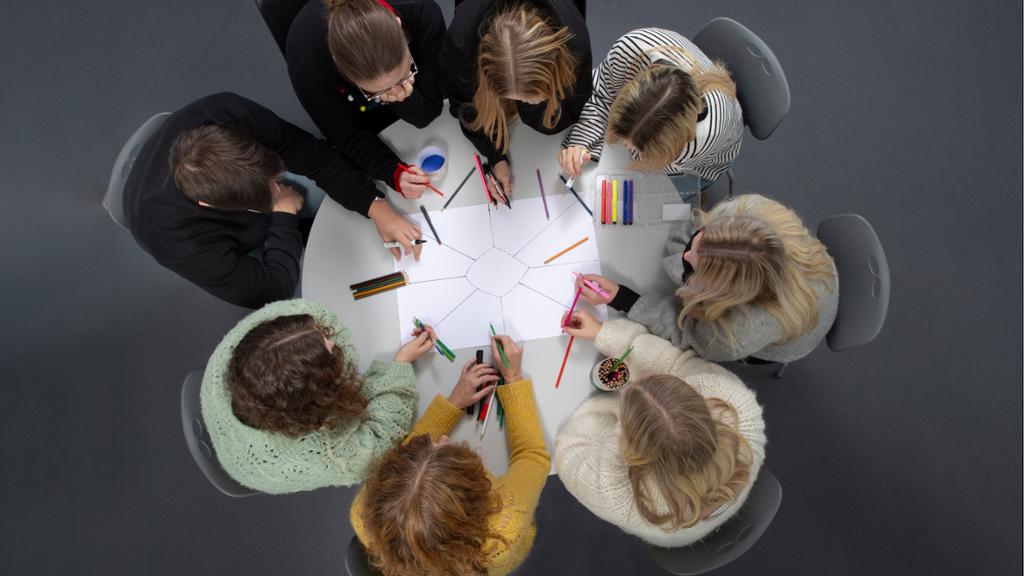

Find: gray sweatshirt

[616,221,838,363]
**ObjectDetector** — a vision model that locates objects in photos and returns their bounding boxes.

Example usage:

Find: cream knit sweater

[554,319,766,548]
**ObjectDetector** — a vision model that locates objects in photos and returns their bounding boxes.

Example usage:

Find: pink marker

[573,272,611,299]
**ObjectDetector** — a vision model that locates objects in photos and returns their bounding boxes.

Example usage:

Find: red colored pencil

[397,164,444,198]
[601,179,607,224]
[555,336,574,389]
[564,286,583,327]
[472,154,493,204]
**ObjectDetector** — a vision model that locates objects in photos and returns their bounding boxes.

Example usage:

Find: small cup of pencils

[591,357,631,392]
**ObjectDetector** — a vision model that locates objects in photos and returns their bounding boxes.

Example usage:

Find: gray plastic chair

[103,112,170,230]
[693,17,790,197]
[253,0,310,55]
[817,214,891,351]
[180,368,260,497]
[455,0,586,18]
[649,467,782,575]
[345,535,379,576]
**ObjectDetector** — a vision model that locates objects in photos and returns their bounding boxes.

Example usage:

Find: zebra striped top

[563,28,744,182]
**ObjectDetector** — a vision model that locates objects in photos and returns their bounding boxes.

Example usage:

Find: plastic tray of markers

[594,171,702,227]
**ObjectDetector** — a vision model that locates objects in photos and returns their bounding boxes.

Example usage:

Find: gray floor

[1,1,1021,574]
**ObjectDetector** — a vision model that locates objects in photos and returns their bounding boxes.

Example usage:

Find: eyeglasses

[359,57,418,104]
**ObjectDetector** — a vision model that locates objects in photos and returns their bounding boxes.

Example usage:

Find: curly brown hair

[361,434,505,576]
[227,314,367,437]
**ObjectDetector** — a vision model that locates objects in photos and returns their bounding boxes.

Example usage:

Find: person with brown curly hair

[200,299,435,494]
[350,334,550,576]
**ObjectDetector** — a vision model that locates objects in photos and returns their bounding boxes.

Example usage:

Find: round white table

[303,104,696,474]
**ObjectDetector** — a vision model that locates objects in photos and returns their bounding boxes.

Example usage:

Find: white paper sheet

[394,194,601,349]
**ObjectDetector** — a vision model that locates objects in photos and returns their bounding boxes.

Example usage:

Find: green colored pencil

[489,323,510,368]
[609,346,634,372]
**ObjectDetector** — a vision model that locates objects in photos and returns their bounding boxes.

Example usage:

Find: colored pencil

[489,323,510,368]
[473,154,492,204]
[558,175,593,216]
[413,317,455,362]
[544,236,589,265]
[564,286,583,327]
[628,180,634,225]
[612,178,618,224]
[601,178,607,224]
[442,166,476,210]
[352,275,407,293]
[420,205,441,245]
[536,169,550,220]
[484,165,511,208]
[469,349,484,416]
[397,164,444,198]
[349,271,404,291]
[609,346,634,372]
[480,384,498,438]
[623,180,629,225]
[352,278,407,299]
[555,336,574,389]
[573,271,610,299]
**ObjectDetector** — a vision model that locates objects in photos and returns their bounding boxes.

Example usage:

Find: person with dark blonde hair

[561,27,743,184]
[557,312,766,547]
[124,92,419,308]
[440,0,591,198]
[351,334,550,576]
[200,299,437,493]
[287,0,446,204]
[574,194,838,363]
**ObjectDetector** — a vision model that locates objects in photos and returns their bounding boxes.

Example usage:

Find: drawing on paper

[395,194,606,350]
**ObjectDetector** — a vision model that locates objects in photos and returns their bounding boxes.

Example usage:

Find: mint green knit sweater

[200,299,418,494]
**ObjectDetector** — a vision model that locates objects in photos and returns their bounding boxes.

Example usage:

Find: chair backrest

[253,0,311,55]
[693,17,790,140]
[103,112,171,230]
[180,368,260,497]
[817,214,891,352]
[649,467,782,575]
[345,535,380,576]
[454,0,586,19]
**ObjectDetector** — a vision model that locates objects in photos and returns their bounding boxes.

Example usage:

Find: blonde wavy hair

[360,434,505,576]
[679,194,837,348]
[607,46,735,170]
[463,4,577,154]
[620,374,752,529]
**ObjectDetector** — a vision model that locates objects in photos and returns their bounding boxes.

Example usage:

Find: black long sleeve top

[123,92,378,309]
[439,0,592,166]
[286,0,446,185]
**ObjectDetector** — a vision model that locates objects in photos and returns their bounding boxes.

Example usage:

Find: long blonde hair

[464,4,577,154]
[679,194,837,348]
[620,374,751,530]
[607,46,735,170]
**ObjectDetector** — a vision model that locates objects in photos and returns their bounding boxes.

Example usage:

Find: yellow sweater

[350,380,550,575]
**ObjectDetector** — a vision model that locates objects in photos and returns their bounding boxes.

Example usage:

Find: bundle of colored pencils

[350,271,408,300]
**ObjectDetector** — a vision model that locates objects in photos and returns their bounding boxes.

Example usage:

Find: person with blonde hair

[441,0,591,198]
[287,0,446,211]
[560,27,743,184]
[557,312,765,547]
[576,194,839,362]
[350,334,550,576]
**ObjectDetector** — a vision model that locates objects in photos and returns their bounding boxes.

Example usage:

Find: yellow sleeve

[405,394,463,443]
[496,380,551,516]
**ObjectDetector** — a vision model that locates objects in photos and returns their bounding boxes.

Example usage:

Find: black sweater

[286,0,446,185]
[123,92,378,309]
[439,0,592,166]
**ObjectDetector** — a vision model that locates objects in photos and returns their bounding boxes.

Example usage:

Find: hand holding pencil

[448,360,500,409]
[396,165,432,198]
[574,273,619,306]
[490,333,522,383]
[561,309,602,341]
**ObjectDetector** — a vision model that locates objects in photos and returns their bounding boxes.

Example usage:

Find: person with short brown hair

[351,334,550,576]
[125,92,422,308]
[201,299,437,493]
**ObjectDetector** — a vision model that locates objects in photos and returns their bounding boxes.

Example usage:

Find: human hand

[562,309,602,341]
[394,327,435,363]
[379,79,414,103]
[447,359,500,409]
[559,146,591,178]
[271,181,304,214]
[369,200,423,261]
[490,160,512,201]
[575,273,619,306]
[490,334,523,383]
[398,166,430,199]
